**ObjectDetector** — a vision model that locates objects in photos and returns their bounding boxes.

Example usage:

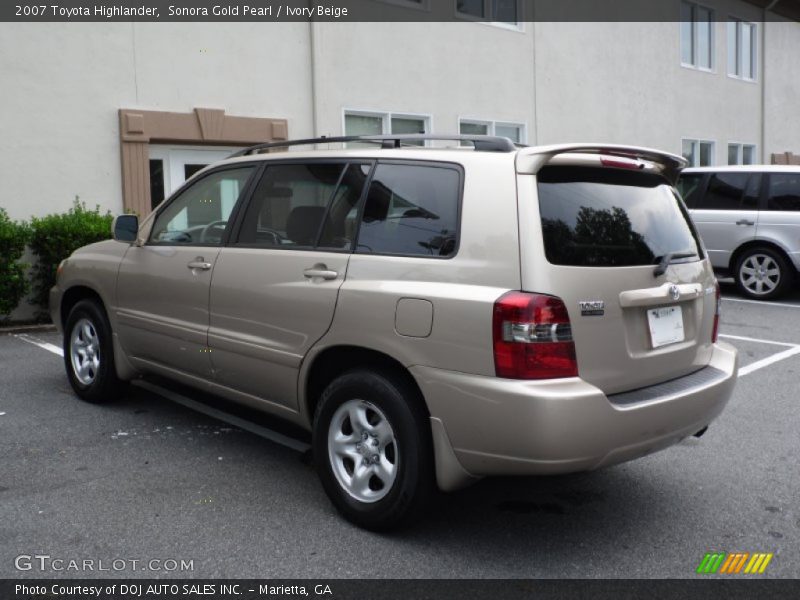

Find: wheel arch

[60,284,137,381]
[301,345,430,428]
[728,240,797,275]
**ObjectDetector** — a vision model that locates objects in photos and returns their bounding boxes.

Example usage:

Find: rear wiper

[653,251,697,278]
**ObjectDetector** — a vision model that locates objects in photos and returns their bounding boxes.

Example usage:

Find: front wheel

[312,369,434,531]
[63,299,127,403]
[735,247,794,300]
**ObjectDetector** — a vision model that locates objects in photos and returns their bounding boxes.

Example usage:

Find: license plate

[647,305,685,348]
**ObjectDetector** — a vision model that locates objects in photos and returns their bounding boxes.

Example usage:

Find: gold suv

[51,135,738,530]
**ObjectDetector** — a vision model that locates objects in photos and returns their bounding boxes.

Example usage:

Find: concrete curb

[0,323,56,335]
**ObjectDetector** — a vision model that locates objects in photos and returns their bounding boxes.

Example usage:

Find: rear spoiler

[516,144,688,184]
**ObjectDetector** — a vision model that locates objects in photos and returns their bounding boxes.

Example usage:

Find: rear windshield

[538,166,701,267]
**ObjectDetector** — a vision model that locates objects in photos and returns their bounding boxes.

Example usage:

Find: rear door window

[538,166,701,267]
[696,172,756,210]
[766,173,800,211]
[356,162,461,257]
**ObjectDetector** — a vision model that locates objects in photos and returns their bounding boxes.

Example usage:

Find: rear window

[538,166,701,267]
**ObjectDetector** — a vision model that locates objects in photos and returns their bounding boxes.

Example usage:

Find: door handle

[187,258,212,271]
[304,265,338,280]
[736,219,755,226]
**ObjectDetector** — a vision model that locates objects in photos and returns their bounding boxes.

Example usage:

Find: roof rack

[228,134,518,157]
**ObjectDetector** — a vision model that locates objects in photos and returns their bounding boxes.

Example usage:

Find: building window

[728,143,757,165]
[681,1,714,70]
[682,139,715,167]
[727,19,757,80]
[376,0,429,9]
[344,110,430,146]
[459,119,526,144]
[455,0,520,27]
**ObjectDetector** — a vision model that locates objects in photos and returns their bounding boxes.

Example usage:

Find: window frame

[353,159,465,261]
[682,138,716,167]
[727,17,758,82]
[228,158,376,254]
[680,1,716,73]
[146,163,262,248]
[458,118,527,144]
[375,0,430,10]
[727,142,758,165]
[343,109,433,146]
[454,0,524,31]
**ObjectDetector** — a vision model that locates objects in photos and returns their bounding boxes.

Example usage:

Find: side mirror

[112,214,139,243]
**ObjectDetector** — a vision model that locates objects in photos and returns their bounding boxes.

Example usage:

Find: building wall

[312,21,536,142]
[764,17,800,158]
[0,23,313,221]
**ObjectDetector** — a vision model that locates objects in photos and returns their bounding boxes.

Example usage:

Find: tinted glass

[681,3,694,64]
[766,173,800,211]
[538,166,700,267]
[150,167,254,245]
[357,163,460,257]
[457,0,484,17]
[697,173,749,210]
[677,173,704,208]
[697,7,713,69]
[237,163,368,249]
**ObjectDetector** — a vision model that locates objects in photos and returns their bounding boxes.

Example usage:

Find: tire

[312,368,434,531]
[734,247,794,300]
[63,299,127,403]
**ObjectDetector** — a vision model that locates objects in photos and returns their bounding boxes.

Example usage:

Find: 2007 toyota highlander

[50,134,738,530]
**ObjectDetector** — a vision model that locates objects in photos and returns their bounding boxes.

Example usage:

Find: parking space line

[722,296,800,310]
[738,345,800,377]
[718,334,799,348]
[14,333,63,357]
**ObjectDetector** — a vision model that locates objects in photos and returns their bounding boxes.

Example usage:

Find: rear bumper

[414,341,737,487]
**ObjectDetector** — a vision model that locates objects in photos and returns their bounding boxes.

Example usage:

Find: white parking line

[718,333,798,348]
[737,345,800,377]
[14,333,63,357]
[722,296,800,310]
[718,333,800,377]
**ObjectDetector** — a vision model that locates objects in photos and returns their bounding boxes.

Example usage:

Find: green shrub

[28,198,113,315]
[0,208,31,320]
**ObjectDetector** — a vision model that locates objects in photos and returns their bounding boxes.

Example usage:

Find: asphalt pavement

[1,282,798,579]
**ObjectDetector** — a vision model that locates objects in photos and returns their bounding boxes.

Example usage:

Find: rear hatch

[516,146,718,395]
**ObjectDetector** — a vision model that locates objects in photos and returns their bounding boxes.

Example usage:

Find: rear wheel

[312,369,434,530]
[64,299,127,403]
[734,247,794,300]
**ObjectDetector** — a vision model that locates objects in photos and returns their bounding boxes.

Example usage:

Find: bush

[0,208,31,320]
[28,198,113,315]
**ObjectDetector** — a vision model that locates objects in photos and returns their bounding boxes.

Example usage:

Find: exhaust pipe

[693,426,709,438]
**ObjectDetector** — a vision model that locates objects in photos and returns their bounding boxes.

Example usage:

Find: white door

[149,145,243,211]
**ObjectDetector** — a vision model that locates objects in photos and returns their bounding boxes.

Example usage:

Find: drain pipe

[309,21,320,137]
[762,0,780,163]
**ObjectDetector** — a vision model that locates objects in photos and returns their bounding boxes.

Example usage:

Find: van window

[693,173,759,210]
[356,163,460,257]
[538,166,700,267]
[766,173,800,211]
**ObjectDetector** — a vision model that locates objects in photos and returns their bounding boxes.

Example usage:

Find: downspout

[309,21,320,137]
[762,0,781,163]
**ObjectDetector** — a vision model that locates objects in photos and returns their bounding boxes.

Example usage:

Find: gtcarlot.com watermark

[15,554,194,572]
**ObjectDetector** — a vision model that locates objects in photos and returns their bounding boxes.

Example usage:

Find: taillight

[711,280,721,344]
[492,291,578,379]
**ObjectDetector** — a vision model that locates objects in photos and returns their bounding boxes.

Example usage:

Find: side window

[766,173,800,211]
[695,173,750,210]
[676,173,704,208]
[150,167,255,245]
[236,163,369,250]
[356,163,461,257]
